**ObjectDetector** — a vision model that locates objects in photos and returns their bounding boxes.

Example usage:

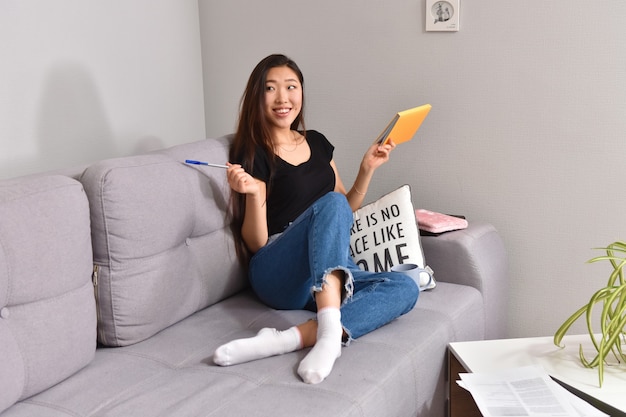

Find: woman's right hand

[226,163,260,195]
[227,163,268,252]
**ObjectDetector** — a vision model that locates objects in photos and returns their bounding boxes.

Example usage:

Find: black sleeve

[250,146,271,183]
[309,130,335,161]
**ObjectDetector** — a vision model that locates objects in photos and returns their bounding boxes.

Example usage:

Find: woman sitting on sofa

[213,54,419,384]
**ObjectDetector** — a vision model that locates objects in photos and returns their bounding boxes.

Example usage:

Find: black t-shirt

[250,130,336,235]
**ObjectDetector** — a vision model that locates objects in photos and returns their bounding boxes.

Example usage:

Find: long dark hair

[229,54,306,265]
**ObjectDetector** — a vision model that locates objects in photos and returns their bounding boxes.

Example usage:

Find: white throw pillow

[349,185,425,272]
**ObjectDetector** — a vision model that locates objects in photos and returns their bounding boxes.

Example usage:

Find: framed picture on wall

[426,0,460,32]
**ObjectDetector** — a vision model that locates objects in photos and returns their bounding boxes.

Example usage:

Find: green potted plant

[553,241,626,387]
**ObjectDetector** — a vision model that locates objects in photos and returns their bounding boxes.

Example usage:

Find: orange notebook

[375,104,432,145]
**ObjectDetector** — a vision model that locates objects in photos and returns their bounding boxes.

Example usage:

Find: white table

[447,334,626,416]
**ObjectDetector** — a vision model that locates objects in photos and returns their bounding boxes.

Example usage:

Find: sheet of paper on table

[457,365,608,417]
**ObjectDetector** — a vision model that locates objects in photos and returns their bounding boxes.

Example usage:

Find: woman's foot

[297,307,342,384]
[214,327,302,366]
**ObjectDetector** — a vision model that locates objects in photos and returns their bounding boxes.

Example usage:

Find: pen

[184,160,228,169]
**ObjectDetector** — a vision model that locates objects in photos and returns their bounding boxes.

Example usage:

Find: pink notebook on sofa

[415,209,468,234]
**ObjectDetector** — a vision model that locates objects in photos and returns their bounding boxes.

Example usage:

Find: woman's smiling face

[264,66,303,130]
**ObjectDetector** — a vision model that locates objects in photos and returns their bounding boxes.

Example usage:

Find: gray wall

[0,0,206,178]
[2,1,624,338]
[199,1,626,337]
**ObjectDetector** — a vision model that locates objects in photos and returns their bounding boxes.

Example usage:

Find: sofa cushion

[0,175,95,413]
[3,282,483,417]
[79,136,246,347]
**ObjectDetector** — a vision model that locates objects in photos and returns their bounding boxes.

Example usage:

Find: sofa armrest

[420,221,508,339]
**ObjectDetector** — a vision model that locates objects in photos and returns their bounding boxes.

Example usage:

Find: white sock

[213,327,302,366]
[297,307,343,384]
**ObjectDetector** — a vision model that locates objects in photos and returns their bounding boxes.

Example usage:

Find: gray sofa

[0,135,508,417]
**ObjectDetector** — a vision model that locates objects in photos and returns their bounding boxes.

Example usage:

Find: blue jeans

[249,192,419,343]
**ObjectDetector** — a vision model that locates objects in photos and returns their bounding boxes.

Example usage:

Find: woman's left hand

[361,140,396,172]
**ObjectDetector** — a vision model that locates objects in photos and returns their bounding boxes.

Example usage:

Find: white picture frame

[426,0,460,32]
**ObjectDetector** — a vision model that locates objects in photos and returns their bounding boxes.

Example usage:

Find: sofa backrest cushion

[79,136,245,347]
[0,175,96,413]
